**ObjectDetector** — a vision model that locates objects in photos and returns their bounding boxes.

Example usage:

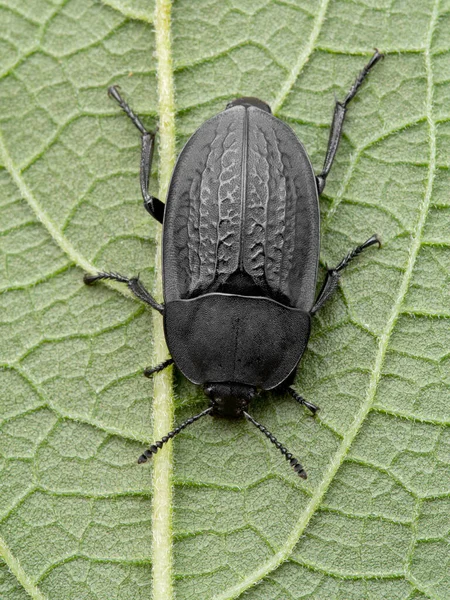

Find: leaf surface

[1,1,449,599]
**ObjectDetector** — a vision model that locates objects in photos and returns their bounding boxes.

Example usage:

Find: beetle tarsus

[84,272,108,285]
[341,49,384,108]
[108,84,148,136]
[311,235,380,314]
[317,49,383,193]
[83,271,164,314]
[335,234,381,273]
[243,411,307,479]
[144,358,174,378]
[108,85,164,224]
[287,387,319,415]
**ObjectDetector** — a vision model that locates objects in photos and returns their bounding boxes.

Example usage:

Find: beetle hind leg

[108,85,165,224]
[317,50,384,194]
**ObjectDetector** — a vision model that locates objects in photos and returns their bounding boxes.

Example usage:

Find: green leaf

[1,0,449,599]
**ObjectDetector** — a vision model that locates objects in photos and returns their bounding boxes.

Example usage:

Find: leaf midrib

[150,1,176,599]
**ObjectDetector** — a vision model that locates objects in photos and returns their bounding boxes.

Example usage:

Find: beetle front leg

[311,235,380,314]
[144,358,174,378]
[108,86,165,224]
[316,50,383,194]
[84,271,164,314]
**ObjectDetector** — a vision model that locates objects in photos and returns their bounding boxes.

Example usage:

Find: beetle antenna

[243,411,307,479]
[138,407,213,463]
[287,387,319,415]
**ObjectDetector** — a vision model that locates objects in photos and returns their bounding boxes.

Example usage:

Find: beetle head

[204,383,256,418]
[226,97,271,113]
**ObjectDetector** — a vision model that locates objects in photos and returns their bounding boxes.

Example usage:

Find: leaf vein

[0,535,47,600]
[272,0,331,114]
[151,1,176,599]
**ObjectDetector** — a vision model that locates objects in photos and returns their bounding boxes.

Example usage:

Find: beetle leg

[311,235,380,314]
[84,271,164,314]
[310,270,340,314]
[243,412,307,479]
[316,50,384,194]
[140,132,165,224]
[333,234,381,272]
[286,387,319,415]
[144,358,174,378]
[108,85,165,224]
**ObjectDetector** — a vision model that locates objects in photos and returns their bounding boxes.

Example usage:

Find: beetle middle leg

[311,234,380,314]
[316,50,383,194]
[108,85,165,224]
[84,271,164,314]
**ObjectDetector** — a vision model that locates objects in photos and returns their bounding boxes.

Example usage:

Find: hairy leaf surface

[0,0,449,599]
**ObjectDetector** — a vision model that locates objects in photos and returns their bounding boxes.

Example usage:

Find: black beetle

[85,50,383,479]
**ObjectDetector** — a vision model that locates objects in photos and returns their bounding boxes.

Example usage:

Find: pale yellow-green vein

[0,535,47,600]
[0,133,141,304]
[272,0,331,115]
[151,1,176,599]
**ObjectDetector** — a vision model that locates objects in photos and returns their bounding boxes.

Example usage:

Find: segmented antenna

[138,407,213,463]
[243,411,307,479]
[287,387,319,415]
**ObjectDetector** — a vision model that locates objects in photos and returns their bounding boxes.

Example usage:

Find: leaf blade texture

[1,1,449,599]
